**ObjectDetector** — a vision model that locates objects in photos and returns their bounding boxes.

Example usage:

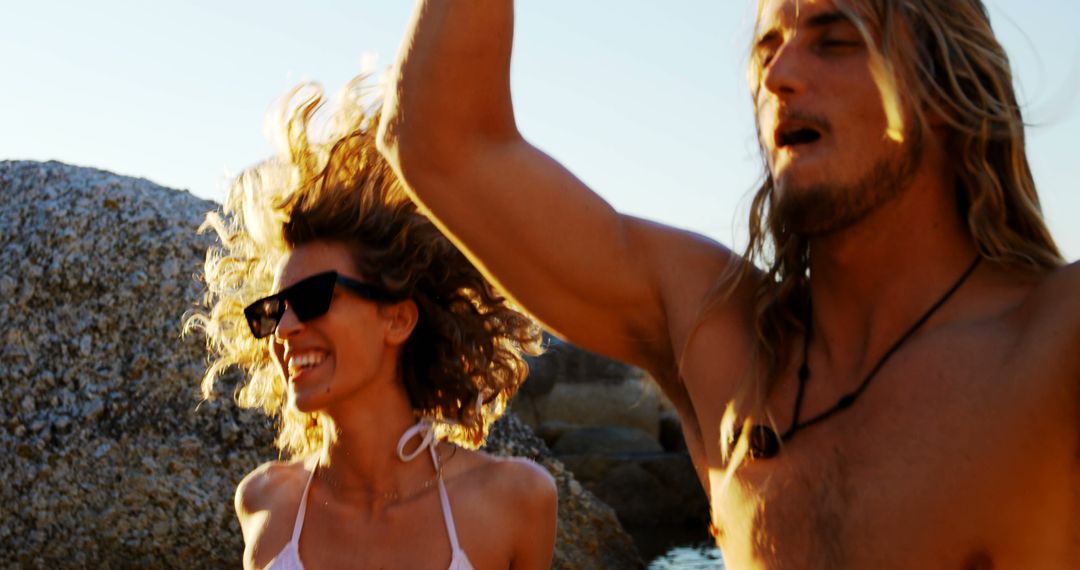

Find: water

[648,543,725,569]
[628,523,724,569]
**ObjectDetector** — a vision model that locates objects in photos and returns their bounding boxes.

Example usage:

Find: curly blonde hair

[186,79,543,459]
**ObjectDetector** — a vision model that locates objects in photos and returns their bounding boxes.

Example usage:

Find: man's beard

[771,129,924,237]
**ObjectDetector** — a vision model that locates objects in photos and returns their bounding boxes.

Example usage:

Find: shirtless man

[377,0,1079,567]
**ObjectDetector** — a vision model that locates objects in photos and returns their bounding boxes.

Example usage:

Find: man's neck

[806,172,977,382]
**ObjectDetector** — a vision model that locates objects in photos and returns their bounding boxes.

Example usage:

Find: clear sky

[4,0,1078,259]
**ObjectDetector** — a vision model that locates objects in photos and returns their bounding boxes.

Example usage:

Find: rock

[517,338,661,439]
[515,376,662,439]
[558,452,708,528]
[504,281,710,561]
[0,161,641,569]
[552,426,664,456]
[535,419,578,448]
[551,422,709,555]
[659,409,687,452]
[526,335,641,386]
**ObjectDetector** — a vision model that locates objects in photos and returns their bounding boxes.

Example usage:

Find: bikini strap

[396,398,488,558]
[396,392,484,462]
[432,444,464,554]
[290,460,319,544]
[396,419,437,462]
[397,418,465,554]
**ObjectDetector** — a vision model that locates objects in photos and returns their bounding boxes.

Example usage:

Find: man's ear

[382,299,418,346]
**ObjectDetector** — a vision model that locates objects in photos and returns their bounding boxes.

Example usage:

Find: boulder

[658,409,688,452]
[0,161,641,569]
[525,335,641,388]
[515,375,662,439]
[557,453,708,528]
[552,426,664,456]
[510,285,709,561]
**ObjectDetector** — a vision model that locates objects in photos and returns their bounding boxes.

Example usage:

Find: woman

[190,80,557,569]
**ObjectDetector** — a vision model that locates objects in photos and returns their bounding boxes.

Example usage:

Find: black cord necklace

[735,256,982,460]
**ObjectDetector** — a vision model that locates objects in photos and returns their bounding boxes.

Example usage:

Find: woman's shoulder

[454,450,557,508]
[233,459,313,569]
[235,458,312,519]
[489,455,557,498]
[451,451,559,567]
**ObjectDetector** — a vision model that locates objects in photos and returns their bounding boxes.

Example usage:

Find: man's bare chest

[687,326,1077,569]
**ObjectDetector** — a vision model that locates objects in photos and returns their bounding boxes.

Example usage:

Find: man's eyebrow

[754,10,852,51]
[804,10,851,30]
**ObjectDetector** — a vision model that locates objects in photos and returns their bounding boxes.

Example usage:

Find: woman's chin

[290,388,333,414]
[288,381,331,414]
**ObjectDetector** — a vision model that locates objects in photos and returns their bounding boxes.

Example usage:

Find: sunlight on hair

[840,0,907,143]
[186,75,543,459]
[716,402,752,495]
[868,50,906,143]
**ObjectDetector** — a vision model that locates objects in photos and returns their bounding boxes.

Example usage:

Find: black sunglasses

[244,271,399,339]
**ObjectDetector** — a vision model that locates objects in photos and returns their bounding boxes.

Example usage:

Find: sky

[4,0,1078,260]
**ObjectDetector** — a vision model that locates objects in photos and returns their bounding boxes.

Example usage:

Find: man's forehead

[757,0,845,35]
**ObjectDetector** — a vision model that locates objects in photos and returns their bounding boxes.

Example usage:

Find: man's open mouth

[776,126,822,148]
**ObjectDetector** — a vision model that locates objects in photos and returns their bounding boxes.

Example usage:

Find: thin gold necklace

[317,445,457,501]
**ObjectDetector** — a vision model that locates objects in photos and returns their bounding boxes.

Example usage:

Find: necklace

[318,444,456,501]
[735,256,982,460]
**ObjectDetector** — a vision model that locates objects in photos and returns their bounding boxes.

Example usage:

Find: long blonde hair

[185,78,542,459]
[718,0,1063,460]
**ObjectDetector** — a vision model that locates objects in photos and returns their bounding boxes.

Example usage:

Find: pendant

[732,424,781,460]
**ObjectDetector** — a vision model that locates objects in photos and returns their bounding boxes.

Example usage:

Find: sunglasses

[243,271,399,339]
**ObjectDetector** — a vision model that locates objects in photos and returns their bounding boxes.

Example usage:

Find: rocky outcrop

[0,161,640,569]
[516,337,711,560]
[518,337,661,438]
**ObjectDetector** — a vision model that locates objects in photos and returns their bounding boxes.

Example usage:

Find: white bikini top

[265,419,475,570]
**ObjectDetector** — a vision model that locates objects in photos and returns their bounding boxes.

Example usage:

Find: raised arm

[378,0,733,373]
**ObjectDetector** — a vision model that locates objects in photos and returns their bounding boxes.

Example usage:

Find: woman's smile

[287,350,330,382]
